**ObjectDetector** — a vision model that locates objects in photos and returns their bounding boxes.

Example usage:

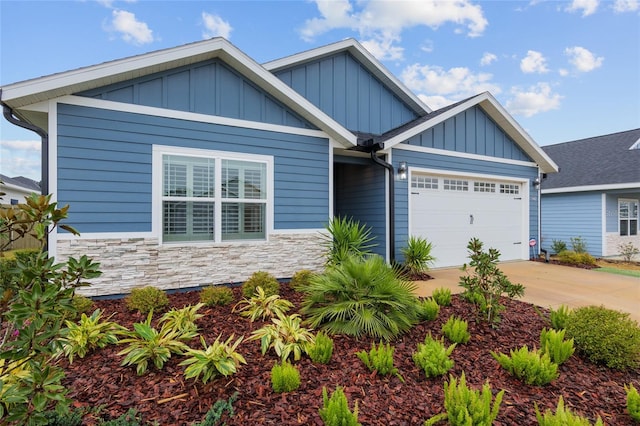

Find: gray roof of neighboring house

[540,128,640,190]
[0,174,41,192]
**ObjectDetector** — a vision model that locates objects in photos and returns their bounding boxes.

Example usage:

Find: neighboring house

[540,129,640,258]
[0,38,557,296]
[0,174,41,205]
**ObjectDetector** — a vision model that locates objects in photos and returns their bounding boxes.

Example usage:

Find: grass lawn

[595,267,640,278]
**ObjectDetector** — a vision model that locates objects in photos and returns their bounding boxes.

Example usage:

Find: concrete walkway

[413,261,640,322]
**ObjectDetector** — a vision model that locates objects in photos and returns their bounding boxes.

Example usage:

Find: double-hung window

[619,199,639,236]
[159,148,269,243]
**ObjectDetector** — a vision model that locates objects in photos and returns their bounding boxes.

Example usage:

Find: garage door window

[619,199,639,236]
[443,179,468,191]
[411,176,438,189]
[499,183,519,194]
[474,182,496,193]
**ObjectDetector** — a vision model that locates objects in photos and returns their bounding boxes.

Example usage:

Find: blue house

[1,38,557,296]
[540,129,640,258]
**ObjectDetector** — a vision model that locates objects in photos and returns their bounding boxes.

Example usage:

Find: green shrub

[233,286,293,321]
[249,313,315,361]
[159,303,204,334]
[200,286,234,306]
[241,271,280,298]
[459,238,525,324]
[307,331,334,364]
[321,216,376,266]
[60,309,125,363]
[290,269,316,292]
[550,240,567,254]
[540,328,574,365]
[125,286,169,314]
[192,392,238,426]
[570,236,588,253]
[431,287,452,306]
[301,255,419,341]
[416,298,440,321]
[319,386,361,426]
[549,305,571,330]
[356,342,404,382]
[424,372,504,426]
[271,360,301,393]
[412,333,456,379]
[41,407,86,426]
[99,408,145,426]
[619,242,640,263]
[491,346,559,386]
[565,305,640,370]
[535,396,604,425]
[625,383,640,423]
[181,335,246,384]
[71,295,94,316]
[401,236,435,275]
[442,316,471,344]
[556,250,596,266]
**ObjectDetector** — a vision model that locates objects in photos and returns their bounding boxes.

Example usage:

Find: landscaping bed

[61,284,639,425]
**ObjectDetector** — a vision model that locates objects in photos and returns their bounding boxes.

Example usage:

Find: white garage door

[410,173,526,268]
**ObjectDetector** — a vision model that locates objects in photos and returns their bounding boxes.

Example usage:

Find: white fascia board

[384,92,559,174]
[263,38,431,115]
[2,38,357,148]
[542,182,640,194]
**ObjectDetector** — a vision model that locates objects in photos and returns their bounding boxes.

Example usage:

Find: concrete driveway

[413,261,640,322]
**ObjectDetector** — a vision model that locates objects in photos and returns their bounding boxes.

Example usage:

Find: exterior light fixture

[533,177,541,188]
[398,161,408,180]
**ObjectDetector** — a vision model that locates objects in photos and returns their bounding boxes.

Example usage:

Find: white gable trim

[393,143,538,168]
[542,182,640,194]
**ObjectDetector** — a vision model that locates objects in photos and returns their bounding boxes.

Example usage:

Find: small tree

[459,238,524,324]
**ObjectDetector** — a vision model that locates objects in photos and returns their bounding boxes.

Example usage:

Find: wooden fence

[1,205,41,251]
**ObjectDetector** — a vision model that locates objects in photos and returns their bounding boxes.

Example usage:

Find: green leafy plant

[618,242,639,263]
[570,236,588,253]
[540,328,574,365]
[290,269,316,292]
[200,286,234,307]
[249,313,315,361]
[125,286,169,314]
[319,386,361,426]
[41,406,86,425]
[442,316,471,344]
[491,346,559,386]
[401,236,436,275]
[549,305,571,330]
[416,297,440,321]
[307,331,334,364]
[321,216,376,266]
[118,311,196,375]
[241,271,280,298]
[180,335,246,384]
[556,250,597,266]
[271,360,301,393]
[192,392,238,426]
[60,309,125,363]
[535,396,604,425]
[425,372,504,426]
[431,287,452,306]
[233,286,293,321]
[625,383,640,423]
[301,255,419,341]
[159,303,204,334]
[550,240,567,254]
[565,305,640,370]
[459,237,525,324]
[99,408,146,426]
[356,342,404,382]
[71,295,95,317]
[412,333,456,379]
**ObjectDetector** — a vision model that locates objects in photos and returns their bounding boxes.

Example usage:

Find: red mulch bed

[62,285,639,425]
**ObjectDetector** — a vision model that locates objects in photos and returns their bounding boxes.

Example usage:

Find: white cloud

[559,68,569,76]
[361,33,404,61]
[300,0,488,61]
[401,63,501,109]
[0,140,41,180]
[480,52,497,66]
[520,50,549,74]
[109,9,154,45]
[613,0,639,12]
[201,12,233,39]
[565,46,604,72]
[506,83,563,117]
[565,0,599,16]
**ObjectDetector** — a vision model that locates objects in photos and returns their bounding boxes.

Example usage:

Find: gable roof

[541,128,640,193]
[0,38,357,148]
[0,174,41,193]
[377,92,559,173]
[263,38,431,116]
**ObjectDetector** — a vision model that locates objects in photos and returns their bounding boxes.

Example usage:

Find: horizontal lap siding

[541,193,603,256]
[57,103,329,233]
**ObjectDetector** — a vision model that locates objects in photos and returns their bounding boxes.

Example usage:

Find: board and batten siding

[405,106,531,162]
[392,148,539,261]
[56,103,330,233]
[78,59,315,130]
[273,52,418,135]
[540,192,603,257]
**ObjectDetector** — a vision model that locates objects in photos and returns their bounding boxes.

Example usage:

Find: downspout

[367,141,397,263]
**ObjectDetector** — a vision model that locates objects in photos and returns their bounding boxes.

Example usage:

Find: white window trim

[618,198,639,237]
[152,145,274,245]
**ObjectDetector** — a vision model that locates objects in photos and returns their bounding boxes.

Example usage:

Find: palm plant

[401,236,436,275]
[321,216,376,266]
[300,255,419,341]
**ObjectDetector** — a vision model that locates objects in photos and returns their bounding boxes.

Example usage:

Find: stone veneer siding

[604,233,640,257]
[57,232,326,297]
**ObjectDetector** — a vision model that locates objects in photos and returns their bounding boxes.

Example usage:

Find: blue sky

[1,0,638,181]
